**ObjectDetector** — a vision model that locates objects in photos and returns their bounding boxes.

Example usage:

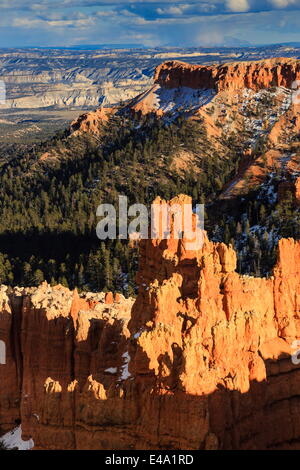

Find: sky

[0,0,300,48]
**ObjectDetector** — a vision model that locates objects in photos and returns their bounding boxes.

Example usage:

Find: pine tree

[33,269,44,286]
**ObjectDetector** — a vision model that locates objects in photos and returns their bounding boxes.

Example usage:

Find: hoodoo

[1,196,300,450]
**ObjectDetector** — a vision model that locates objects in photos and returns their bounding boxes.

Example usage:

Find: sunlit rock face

[1,197,300,449]
[154,58,300,92]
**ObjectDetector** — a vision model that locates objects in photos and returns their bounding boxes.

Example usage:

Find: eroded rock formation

[1,196,300,449]
[70,107,114,136]
[154,58,300,92]
[69,57,300,133]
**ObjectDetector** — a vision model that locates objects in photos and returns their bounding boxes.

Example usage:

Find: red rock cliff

[67,57,300,135]
[1,196,300,449]
[154,58,300,92]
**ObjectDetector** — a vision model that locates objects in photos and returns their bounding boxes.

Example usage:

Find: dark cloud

[0,0,300,47]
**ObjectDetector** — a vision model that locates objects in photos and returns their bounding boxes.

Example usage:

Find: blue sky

[0,0,300,48]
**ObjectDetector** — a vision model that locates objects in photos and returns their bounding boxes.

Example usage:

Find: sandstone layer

[70,107,114,136]
[154,58,300,92]
[1,195,300,450]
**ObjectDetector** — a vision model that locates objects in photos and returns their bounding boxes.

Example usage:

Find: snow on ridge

[154,85,215,114]
[0,425,34,450]
[241,87,292,149]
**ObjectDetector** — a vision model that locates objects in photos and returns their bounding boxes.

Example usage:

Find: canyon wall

[71,57,300,135]
[1,196,300,449]
[154,58,300,92]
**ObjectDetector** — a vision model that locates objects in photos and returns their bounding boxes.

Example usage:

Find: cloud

[124,32,161,46]
[156,5,188,16]
[156,3,217,17]
[197,30,224,46]
[269,0,300,7]
[12,11,96,29]
[226,0,250,12]
[1,0,300,48]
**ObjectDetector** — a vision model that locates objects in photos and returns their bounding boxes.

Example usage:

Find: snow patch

[131,84,216,119]
[0,425,34,450]
[133,328,144,339]
[240,87,292,150]
[119,351,131,380]
[105,367,118,374]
